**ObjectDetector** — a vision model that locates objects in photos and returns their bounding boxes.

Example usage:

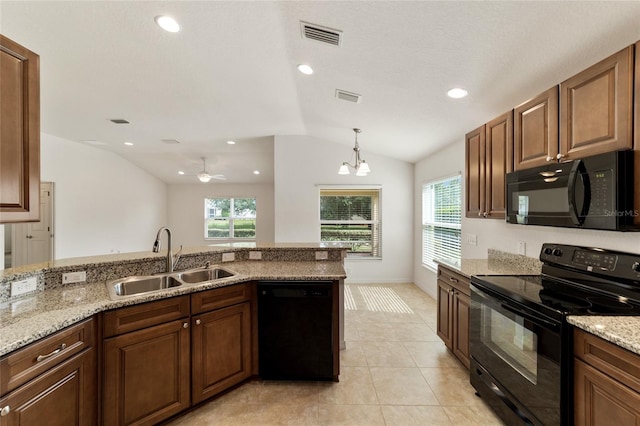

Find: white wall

[414,138,640,299]
[40,133,167,259]
[274,135,414,284]
[167,183,275,247]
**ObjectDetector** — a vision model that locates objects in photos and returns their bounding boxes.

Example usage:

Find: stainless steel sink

[107,275,182,298]
[174,267,235,284]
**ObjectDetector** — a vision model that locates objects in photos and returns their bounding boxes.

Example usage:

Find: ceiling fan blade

[211,174,227,180]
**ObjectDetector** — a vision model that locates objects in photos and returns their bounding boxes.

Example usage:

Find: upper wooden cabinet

[0,35,40,223]
[634,41,640,227]
[465,112,513,219]
[559,44,634,161]
[514,86,559,170]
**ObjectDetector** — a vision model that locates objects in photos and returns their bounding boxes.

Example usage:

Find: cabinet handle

[183,322,189,329]
[0,406,9,416]
[195,319,201,325]
[546,156,553,162]
[483,212,488,218]
[36,343,66,362]
[556,153,565,160]
[478,212,482,217]
[449,277,459,283]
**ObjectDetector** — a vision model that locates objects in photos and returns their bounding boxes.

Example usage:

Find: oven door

[470,282,563,425]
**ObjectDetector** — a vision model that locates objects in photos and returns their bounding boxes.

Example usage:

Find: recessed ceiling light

[155,15,180,33]
[178,171,185,175]
[253,170,260,175]
[297,64,314,75]
[124,142,134,146]
[447,88,468,99]
[227,140,236,145]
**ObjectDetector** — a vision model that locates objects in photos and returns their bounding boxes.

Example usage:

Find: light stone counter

[567,316,640,356]
[0,255,346,357]
[435,249,542,278]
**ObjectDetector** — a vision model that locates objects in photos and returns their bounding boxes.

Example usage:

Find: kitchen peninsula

[0,244,347,425]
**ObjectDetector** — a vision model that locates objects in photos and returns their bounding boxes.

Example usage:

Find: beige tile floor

[166,283,505,425]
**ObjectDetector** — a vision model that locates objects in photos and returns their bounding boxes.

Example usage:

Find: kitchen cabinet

[465,111,513,219]
[574,328,640,425]
[436,265,470,369]
[634,41,640,227]
[191,284,252,404]
[0,319,96,425]
[102,296,190,426]
[559,45,634,161]
[513,86,559,170]
[0,35,40,223]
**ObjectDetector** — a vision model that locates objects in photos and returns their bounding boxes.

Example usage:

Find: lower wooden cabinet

[0,349,96,426]
[436,265,470,369]
[574,328,640,425]
[191,302,251,404]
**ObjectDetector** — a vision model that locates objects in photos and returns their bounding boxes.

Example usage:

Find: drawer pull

[195,319,201,325]
[0,406,9,416]
[183,322,189,329]
[36,343,66,362]
[449,277,459,283]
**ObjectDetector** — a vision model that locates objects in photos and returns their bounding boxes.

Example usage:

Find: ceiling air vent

[335,89,361,104]
[300,21,342,47]
[161,139,181,144]
[109,118,130,124]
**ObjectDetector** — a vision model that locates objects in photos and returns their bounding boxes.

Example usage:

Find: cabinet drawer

[574,328,640,394]
[1,318,94,395]
[192,283,251,314]
[437,266,470,296]
[103,296,190,337]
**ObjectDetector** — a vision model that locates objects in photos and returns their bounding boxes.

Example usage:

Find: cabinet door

[192,302,251,404]
[514,87,559,170]
[436,280,453,350]
[0,35,40,223]
[465,125,485,218]
[103,319,190,426]
[452,291,470,370]
[560,45,633,160]
[0,349,96,426]
[634,41,640,227]
[484,111,512,219]
[575,358,640,426]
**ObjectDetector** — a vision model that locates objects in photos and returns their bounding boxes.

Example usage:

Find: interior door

[12,182,54,267]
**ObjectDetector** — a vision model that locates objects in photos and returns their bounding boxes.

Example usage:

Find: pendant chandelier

[338,128,371,176]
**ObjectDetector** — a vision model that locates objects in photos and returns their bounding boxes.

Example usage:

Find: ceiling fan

[182,157,227,183]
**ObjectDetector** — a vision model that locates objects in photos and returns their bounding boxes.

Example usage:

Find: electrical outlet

[11,276,38,297]
[222,252,235,262]
[518,241,526,256]
[248,251,262,260]
[62,271,87,284]
[315,251,328,260]
[467,234,478,246]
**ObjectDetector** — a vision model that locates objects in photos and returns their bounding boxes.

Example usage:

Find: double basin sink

[106,266,235,300]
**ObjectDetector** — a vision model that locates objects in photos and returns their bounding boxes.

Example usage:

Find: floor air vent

[300,21,342,47]
[335,89,361,104]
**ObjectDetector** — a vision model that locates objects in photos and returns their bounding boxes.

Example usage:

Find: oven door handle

[500,303,560,331]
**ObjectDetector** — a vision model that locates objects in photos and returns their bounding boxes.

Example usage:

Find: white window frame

[319,186,382,259]
[422,174,462,271]
[204,197,257,240]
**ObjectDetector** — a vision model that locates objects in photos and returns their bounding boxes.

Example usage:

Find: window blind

[422,175,461,269]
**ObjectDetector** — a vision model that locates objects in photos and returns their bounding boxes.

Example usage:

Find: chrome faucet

[152,227,183,272]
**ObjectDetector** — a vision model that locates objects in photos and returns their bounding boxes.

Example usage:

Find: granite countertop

[0,260,346,357]
[435,250,542,278]
[567,316,640,356]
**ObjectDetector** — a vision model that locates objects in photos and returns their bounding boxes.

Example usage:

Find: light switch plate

[315,251,328,260]
[518,241,526,256]
[222,252,235,262]
[63,271,87,284]
[249,251,262,260]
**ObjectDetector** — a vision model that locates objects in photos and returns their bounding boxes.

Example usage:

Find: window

[205,197,256,239]
[422,175,461,270]
[320,188,381,258]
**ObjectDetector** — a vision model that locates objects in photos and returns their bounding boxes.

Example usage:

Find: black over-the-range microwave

[505,150,637,231]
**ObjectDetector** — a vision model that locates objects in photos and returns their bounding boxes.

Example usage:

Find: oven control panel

[540,243,640,283]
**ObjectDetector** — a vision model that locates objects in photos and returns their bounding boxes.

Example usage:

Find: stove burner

[586,296,636,314]
[539,289,592,311]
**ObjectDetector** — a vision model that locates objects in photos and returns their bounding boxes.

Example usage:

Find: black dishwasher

[258,281,334,381]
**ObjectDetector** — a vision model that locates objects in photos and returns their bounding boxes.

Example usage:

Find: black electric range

[469,243,640,426]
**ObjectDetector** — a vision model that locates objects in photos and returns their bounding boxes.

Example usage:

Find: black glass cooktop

[471,274,640,319]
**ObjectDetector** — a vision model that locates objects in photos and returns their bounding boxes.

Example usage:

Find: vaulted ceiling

[2,1,639,184]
